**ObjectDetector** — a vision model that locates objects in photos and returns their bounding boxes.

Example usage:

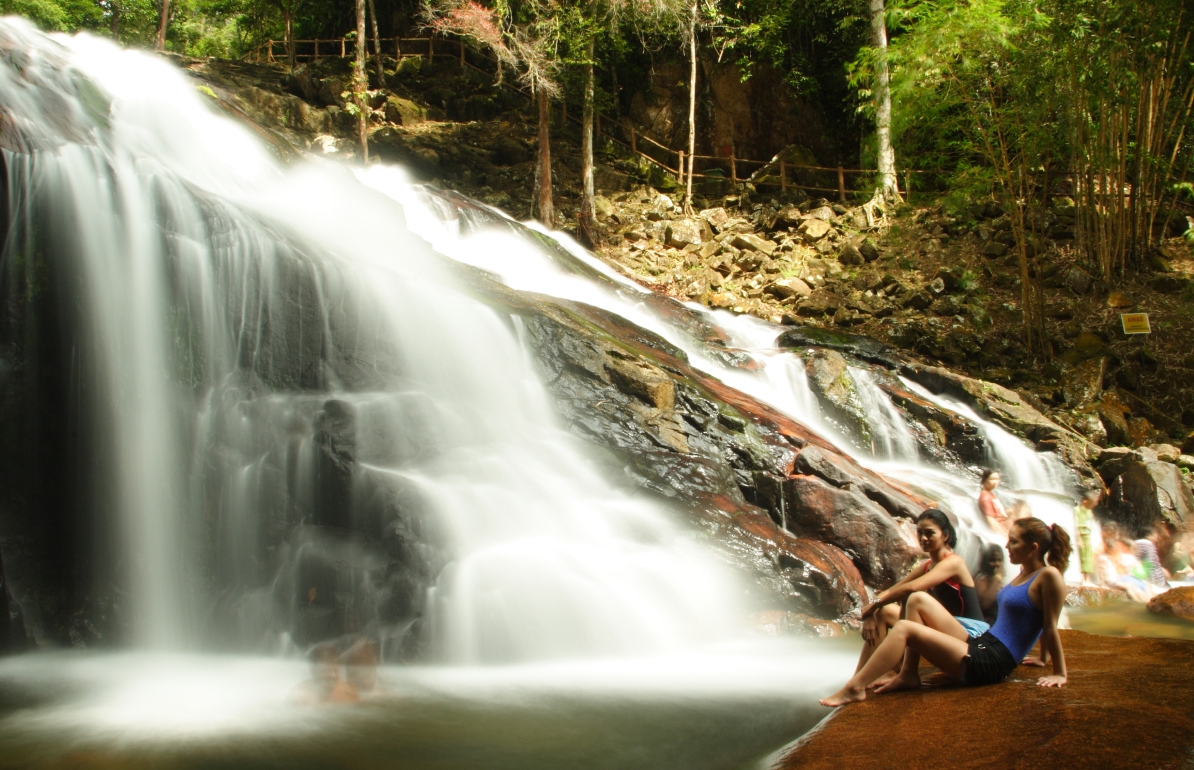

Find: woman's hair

[980,469,999,484]
[917,508,958,548]
[1014,517,1072,573]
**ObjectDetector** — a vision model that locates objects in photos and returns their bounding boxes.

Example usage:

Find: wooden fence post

[395,37,401,58]
[905,170,912,205]
[340,37,345,57]
[781,160,787,192]
[268,40,275,63]
[730,156,737,183]
[428,35,434,64]
[678,149,685,180]
[313,39,319,60]
[837,166,846,203]
[629,126,637,154]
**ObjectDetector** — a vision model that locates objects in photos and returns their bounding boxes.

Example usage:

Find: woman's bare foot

[867,672,898,690]
[874,671,921,694]
[819,684,867,707]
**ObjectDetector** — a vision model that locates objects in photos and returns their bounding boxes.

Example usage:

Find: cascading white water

[0,19,1094,767]
[362,165,1082,567]
[0,19,745,660]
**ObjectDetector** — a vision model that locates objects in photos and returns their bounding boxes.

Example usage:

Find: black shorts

[961,631,1018,686]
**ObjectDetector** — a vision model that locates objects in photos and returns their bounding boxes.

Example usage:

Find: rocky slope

[6,50,1175,648]
[174,49,1194,590]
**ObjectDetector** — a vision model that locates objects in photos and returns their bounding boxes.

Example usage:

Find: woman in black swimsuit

[854,509,988,683]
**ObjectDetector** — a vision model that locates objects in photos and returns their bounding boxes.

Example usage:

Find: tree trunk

[534,87,554,227]
[367,0,384,86]
[109,0,120,39]
[355,0,369,162]
[155,0,170,51]
[869,0,900,202]
[578,39,597,247]
[284,5,295,70]
[684,3,697,215]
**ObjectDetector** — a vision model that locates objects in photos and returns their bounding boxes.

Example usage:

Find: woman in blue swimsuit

[821,516,1070,706]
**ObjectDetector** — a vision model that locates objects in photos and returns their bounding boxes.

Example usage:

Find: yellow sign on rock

[1121,313,1151,334]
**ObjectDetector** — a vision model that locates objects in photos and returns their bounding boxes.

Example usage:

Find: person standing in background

[1073,489,1100,586]
[978,470,1009,533]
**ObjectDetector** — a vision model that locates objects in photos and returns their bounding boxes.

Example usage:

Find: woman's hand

[1036,674,1066,688]
[1021,657,1047,667]
[860,614,880,644]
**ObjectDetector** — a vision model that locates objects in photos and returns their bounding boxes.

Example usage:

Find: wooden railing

[246,34,927,202]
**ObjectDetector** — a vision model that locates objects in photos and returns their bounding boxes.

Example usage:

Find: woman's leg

[855,603,901,673]
[820,620,970,707]
[875,591,969,693]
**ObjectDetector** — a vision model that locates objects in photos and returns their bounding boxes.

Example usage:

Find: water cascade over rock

[0,19,1090,668]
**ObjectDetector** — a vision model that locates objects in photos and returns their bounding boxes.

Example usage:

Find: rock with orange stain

[777,631,1194,770]
[1148,586,1194,621]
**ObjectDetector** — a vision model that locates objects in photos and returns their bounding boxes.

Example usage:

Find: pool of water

[1066,601,1194,642]
[0,639,856,770]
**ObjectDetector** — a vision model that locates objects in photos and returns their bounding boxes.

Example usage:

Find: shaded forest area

[4,0,1194,432]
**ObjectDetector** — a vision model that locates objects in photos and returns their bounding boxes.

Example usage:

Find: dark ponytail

[1014,517,1071,573]
[1048,524,1072,573]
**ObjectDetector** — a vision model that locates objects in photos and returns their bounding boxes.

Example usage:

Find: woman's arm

[1034,567,1068,687]
[869,556,964,613]
[861,561,930,618]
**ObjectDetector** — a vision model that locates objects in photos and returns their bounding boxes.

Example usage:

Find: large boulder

[733,512,866,619]
[793,446,923,521]
[1098,449,1193,533]
[1148,586,1194,621]
[804,350,870,448]
[783,474,919,587]
[799,218,832,243]
[766,277,812,300]
[730,232,777,256]
[902,362,1099,474]
[666,218,710,248]
[1061,357,1106,407]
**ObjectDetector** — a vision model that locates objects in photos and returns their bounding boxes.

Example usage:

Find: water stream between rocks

[0,21,1082,768]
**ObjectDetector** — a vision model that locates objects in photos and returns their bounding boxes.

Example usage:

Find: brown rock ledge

[777,631,1194,770]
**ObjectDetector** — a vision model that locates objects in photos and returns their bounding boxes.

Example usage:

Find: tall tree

[682,0,696,213]
[368,0,384,83]
[155,0,169,49]
[577,36,596,242]
[425,0,562,225]
[355,0,369,160]
[868,0,898,201]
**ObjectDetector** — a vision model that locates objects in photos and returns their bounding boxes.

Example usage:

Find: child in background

[974,543,1005,624]
[1073,489,1101,586]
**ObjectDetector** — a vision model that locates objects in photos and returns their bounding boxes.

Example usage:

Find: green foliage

[0,0,103,31]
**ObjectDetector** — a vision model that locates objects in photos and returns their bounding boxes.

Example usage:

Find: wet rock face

[783,474,919,587]
[804,349,869,447]
[1098,448,1193,533]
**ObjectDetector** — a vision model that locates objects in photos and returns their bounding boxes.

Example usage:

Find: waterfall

[360,168,1082,570]
[0,20,743,659]
[0,18,1082,663]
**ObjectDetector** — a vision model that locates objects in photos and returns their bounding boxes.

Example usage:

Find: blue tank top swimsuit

[962,569,1044,687]
[989,569,1045,661]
